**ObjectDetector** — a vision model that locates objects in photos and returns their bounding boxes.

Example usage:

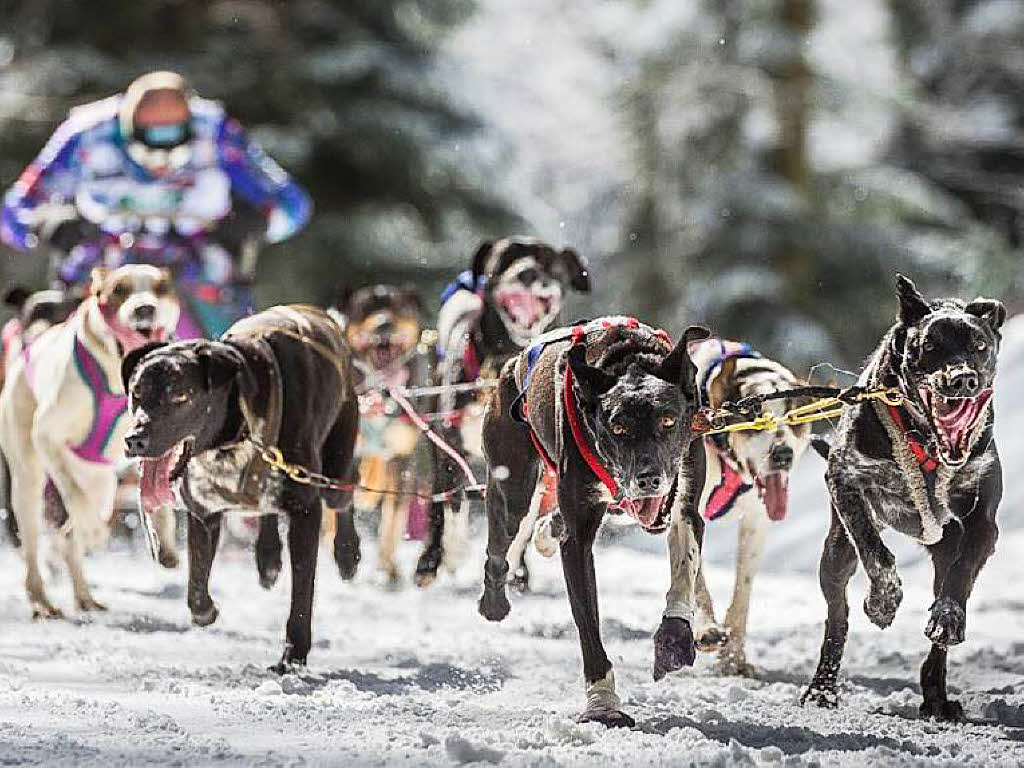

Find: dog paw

[716,650,757,679]
[259,564,281,591]
[652,617,696,681]
[414,549,441,588]
[157,548,179,570]
[334,542,361,582]
[75,596,108,613]
[800,683,840,709]
[508,565,530,594]
[191,603,219,627]
[925,598,966,648]
[920,698,965,722]
[269,658,307,676]
[478,588,511,622]
[577,708,635,729]
[695,624,729,652]
[864,571,902,629]
[30,601,65,620]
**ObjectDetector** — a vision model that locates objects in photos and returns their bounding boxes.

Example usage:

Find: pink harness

[703,445,751,521]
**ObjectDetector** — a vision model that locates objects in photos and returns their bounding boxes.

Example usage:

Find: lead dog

[657,339,811,678]
[802,275,1004,720]
[478,317,708,726]
[122,305,358,670]
[0,265,179,617]
[415,237,590,586]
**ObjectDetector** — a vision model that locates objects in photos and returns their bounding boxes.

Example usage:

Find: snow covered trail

[3,523,1024,767]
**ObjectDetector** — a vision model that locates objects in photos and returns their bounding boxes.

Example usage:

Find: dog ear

[121,341,168,391]
[197,342,246,391]
[965,298,1006,333]
[707,357,737,409]
[399,284,425,317]
[470,241,494,285]
[4,286,30,311]
[557,248,591,293]
[567,343,616,403]
[89,267,109,297]
[657,326,711,399]
[895,274,931,327]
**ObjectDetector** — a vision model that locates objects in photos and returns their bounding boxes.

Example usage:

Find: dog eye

[170,392,190,404]
[975,340,987,352]
[660,415,677,429]
[922,340,936,352]
[153,280,170,297]
[611,423,628,436]
[112,283,130,298]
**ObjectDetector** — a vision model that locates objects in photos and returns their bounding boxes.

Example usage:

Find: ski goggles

[134,121,192,149]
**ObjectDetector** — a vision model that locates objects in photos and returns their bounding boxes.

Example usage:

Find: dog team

[0,236,1005,728]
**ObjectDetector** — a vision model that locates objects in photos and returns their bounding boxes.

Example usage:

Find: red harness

[886,403,939,473]
[524,318,672,504]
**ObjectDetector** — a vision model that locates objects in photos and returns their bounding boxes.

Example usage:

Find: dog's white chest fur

[185,441,276,515]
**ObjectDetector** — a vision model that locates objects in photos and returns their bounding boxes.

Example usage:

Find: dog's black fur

[414,237,590,586]
[803,275,1005,720]
[121,306,358,670]
[478,320,709,726]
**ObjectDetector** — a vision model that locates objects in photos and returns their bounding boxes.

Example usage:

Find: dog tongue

[498,289,543,327]
[761,472,789,521]
[618,495,666,529]
[139,455,176,512]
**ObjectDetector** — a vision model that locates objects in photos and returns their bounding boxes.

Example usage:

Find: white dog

[663,339,811,677]
[0,265,179,617]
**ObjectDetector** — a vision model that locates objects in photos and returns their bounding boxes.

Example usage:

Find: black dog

[414,237,590,587]
[478,317,709,726]
[803,275,1005,720]
[122,305,359,670]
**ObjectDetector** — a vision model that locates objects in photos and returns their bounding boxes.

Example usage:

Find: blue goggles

[134,121,191,149]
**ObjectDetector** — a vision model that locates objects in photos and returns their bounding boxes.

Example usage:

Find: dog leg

[275,495,323,671]
[377,461,409,588]
[562,499,632,727]
[255,514,283,590]
[322,398,359,582]
[654,446,706,681]
[802,507,858,708]
[506,483,543,594]
[478,375,539,621]
[187,508,222,627]
[415,424,461,587]
[717,501,768,677]
[151,505,179,569]
[832,479,902,628]
[333,508,361,581]
[13,469,61,619]
[919,492,999,721]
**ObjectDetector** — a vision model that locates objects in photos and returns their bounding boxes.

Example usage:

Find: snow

[5,316,1024,766]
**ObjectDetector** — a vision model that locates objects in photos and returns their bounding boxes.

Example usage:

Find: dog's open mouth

[616,495,670,531]
[138,439,192,511]
[918,385,993,465]
[494,286,560,341]
[750,464,789,521]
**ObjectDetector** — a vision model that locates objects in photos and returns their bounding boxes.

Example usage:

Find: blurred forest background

[0,0,1021,371]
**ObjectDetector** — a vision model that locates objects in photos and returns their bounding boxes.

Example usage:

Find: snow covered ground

[4,316,1023,766]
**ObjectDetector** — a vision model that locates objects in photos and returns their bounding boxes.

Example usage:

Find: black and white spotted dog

[802,275,1005,720]
[413,236,590,586]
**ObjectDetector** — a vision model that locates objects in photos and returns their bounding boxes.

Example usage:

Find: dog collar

[885,402,939,473]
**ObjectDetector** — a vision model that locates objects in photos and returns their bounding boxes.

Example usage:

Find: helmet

[119,71,193,175]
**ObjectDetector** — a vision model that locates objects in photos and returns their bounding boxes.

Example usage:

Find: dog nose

[635,470,663,495]
[133,303,156,321]
[518,268,539,287]
[949,370,979,396]
[769,443,794,472]
[125,430,149,456]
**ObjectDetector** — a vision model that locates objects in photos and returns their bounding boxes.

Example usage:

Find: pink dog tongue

[929,388,992,456]
[619,496,666,528]
[139,455,175,512]
[499,289,543,326]
[761,472,789,521]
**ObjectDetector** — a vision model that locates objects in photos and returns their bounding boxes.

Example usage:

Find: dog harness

[516,316,672,507]
[70,335,128,464]
[689,338,761,521]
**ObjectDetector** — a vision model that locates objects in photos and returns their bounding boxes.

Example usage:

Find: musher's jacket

[0,94,311,274]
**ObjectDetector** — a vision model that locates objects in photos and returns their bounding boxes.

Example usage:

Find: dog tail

[810,436,831,462]
[0,448,19,549]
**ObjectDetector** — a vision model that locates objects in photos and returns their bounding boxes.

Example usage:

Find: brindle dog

[802,275,1005,720]
[478,318,709,726]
